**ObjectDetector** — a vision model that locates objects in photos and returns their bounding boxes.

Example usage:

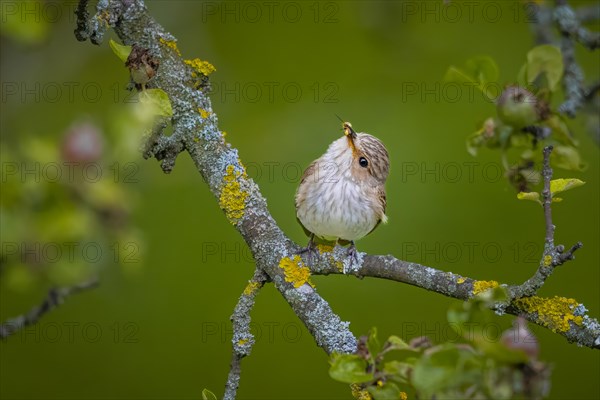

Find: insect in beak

[335,114,358,153]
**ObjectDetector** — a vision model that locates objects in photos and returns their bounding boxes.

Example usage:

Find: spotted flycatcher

[295,121,390,270]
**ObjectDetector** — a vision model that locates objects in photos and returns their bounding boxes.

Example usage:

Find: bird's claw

[299,235,318,266]
[344,241,359,274]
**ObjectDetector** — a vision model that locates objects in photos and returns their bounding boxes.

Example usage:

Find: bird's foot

[344,241,359,274]
[298,234,318,266]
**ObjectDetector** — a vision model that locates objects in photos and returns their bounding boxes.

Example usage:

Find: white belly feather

[296,171,379,242]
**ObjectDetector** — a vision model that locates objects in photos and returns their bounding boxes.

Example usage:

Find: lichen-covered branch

[224,269,268,400]
[0,277,99,339]
[554,2,600,50]
[552,1,599,117]
[516,146,582,298]
[307,245,599,349]
[529,1,599,118]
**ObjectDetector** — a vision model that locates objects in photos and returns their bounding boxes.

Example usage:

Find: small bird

[295,121,390,270]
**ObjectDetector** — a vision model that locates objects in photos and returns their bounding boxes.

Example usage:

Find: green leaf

[138,88,173,117]
[551,145,586,171]
[545,115,577,146]
[479,340,530,365]
[385,335,410,351]
[464,55,500,84]
[444,56,499,100]
[550,178,585,194]
[444,66,476,84]
[367,327,381,358]
[445,56,499,85]
[517,191,541,203]
[110,39,132,63]
[497,125,514,148]
[526,45,564,91]
[329,354,373,384]
[367,382,402,400]
[447,307,470,336]
[201,389,217,400]
[412,345,481,397]
[383,360,413,384]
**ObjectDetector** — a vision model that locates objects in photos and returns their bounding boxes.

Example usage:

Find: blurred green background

[1,0,598,399]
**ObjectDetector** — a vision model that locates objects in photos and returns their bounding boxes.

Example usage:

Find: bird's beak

[342,122,358,154]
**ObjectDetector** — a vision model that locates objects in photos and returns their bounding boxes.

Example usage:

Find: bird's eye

[359,157,369,168]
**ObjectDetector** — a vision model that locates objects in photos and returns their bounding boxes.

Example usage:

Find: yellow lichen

[159,37,181,56]
[279,255,312,288]
[543,254,553,267]
[472,280,499,295]
[350,384,372,400]
[513,296,583,332]
[96,10,110,27]
[219,165,248,224]
[316,243,335,254]
[198,108,210,119]
[314,243,343,272]
[184,58,216,76]
[457,277,466,284]
[243,281,261,296]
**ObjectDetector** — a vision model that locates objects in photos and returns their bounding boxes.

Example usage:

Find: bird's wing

[295,160,318,237]
[367,186,387,236]
[379,187,387,223]
[295,160,317,209]
[299,160,317,184]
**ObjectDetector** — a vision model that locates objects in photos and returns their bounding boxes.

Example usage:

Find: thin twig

[224,269,268,400]
[555,2,600,50]
[0,277,99,339]
[584,81,600,101]
[542,146,555,248]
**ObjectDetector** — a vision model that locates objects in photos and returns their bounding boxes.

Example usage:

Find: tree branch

[553,1,598,117]
[224,269,268,400]
[0,277,99,339]
[555,2,600,50]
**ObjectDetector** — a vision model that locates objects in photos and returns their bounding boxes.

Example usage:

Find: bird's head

[340,121,389,185]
